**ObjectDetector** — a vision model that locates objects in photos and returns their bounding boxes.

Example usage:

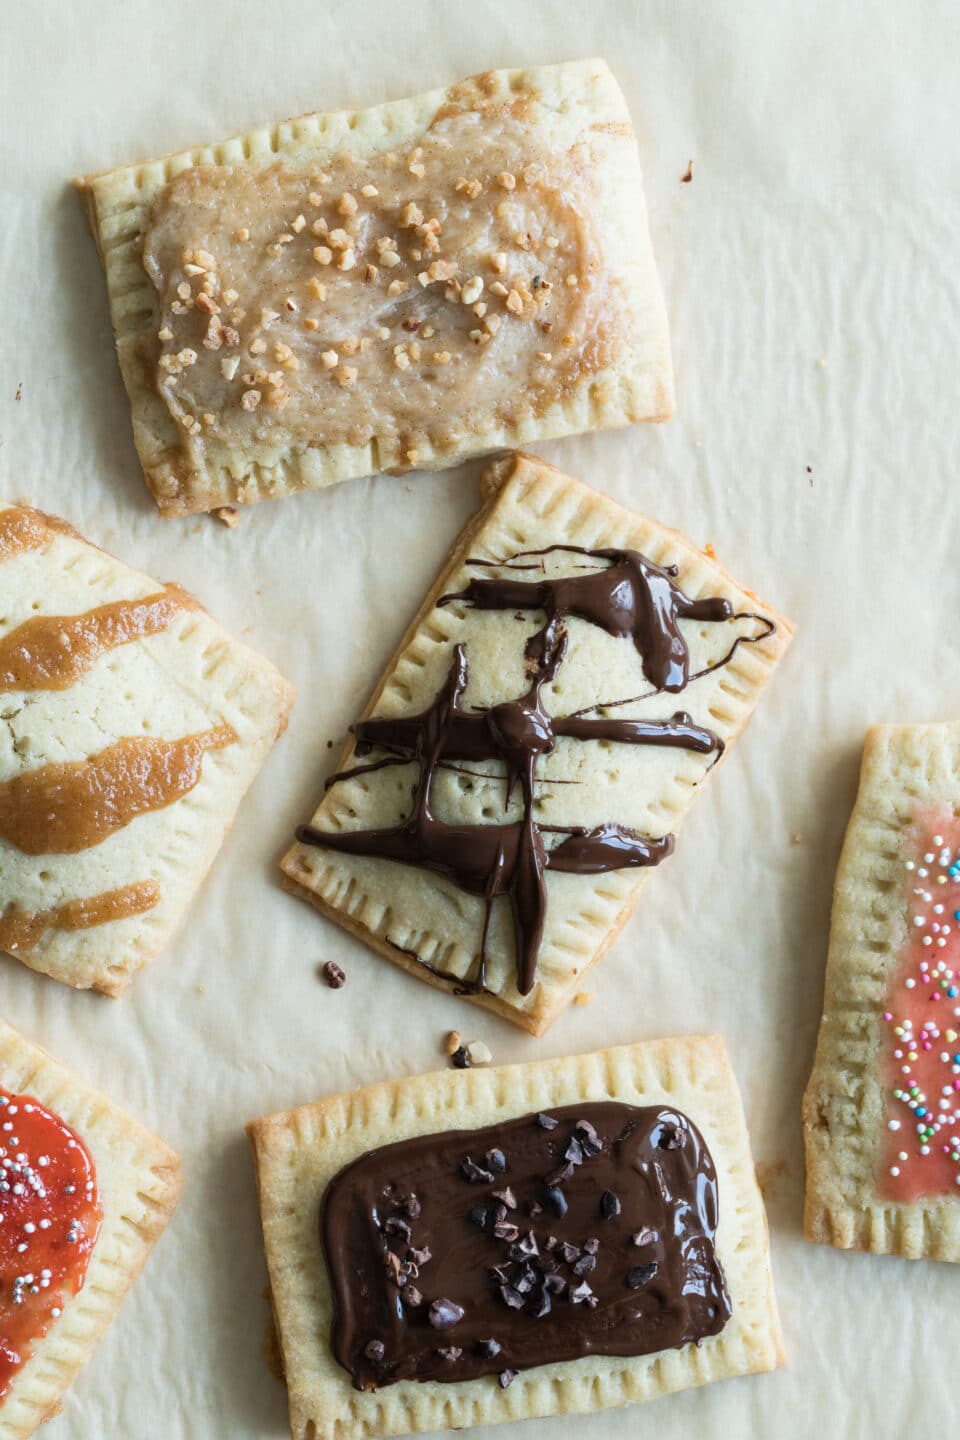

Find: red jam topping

[880,809,960,1202]
[0,1088,102,1401]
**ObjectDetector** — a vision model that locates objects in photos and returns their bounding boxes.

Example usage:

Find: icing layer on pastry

[297,545,773,994]
[0,882,160,955]
[879,809,960,1201]
[0,507,80,563]
[0,585,198,693]
[142,104,617,463]
[321,1101,730,1391]
[0,726,237,855]
[0,1087,103,1401]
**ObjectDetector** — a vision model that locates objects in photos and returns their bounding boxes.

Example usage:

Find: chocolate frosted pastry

[283,451,792,1033]
[0,499,293,993]
[248,1036,783,1440]
[804,723,960,1261]
[76,61,672,516]
[323,1102,729,1390]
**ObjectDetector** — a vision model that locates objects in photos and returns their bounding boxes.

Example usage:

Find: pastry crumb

[680,160,694,183]
[213,506,240,528]
[573,991,594,1007]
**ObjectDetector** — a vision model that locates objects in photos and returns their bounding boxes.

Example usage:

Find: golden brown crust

[281,451,794,1033]
[76,60,673,516]
[803,722,960,1259]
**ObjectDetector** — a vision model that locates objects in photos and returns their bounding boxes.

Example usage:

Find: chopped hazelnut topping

[489,281,508,297]
[401,202,424,228]
[234,227,250,242]
[274,342,294,363]
[241,389,261,411]
[566,274,579,287]
[359,337,371,352]
[337,248,356,271]
[455,176,482,199]
[321,350,339,369]
[394,351,411,371]
[221,356,240,380]
[177,348,198,365]
[307,191,323,207]
[194,249,216,269]
[377,325,391,340]
[195,291,219,316]
[313,246,333,265]
[260,308,279,326]
[311,217,329,237]
[328,228,351,250]
[223,288,239,305]
[409,160,426,178]
[421,324,435,338]
[546,235,560,248]
[266,242,283,258]
[202,411,216,426]
[176,281,192,301]
[336,365,358,386]
[432,350,452,364]
[505,289,524,316]
[522,164,542,185]
[387,279,408,296]
[364,264,379,283]
[340,337,360,356]
[380,249,401,268]
[484,314,502,335]
[249,337,268,355]
[304,317,320,331]
[338,192,358,217]
[158,326,173,341]
[497,171,517,190]
[406,448,419,464]
[409,341,421,361]
[491,252,507,274]
[361,184,379,198]
[184,263,205,277]
[307,276,326,300]
[537,351,554,361]
[291,214,306,233]
[461,276,484,306]
[473,302,487,318]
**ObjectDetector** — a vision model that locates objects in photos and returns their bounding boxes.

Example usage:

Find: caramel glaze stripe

[0,881,161,955]
[0,506,81,563]
[0,726,237,855]
[0,585,199,693]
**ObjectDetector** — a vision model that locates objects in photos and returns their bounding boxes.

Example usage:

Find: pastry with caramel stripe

[0,500,293,994]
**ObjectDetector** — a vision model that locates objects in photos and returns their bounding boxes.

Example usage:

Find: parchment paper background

[2,2,959,1436]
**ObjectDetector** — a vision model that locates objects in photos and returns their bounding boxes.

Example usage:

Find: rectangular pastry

[0,501,294,994]
[76,59,673,516]
[0,1017,180,1438]
[282,451,792,1033]
[248,1034,782,1440]
[804,722,960,1260]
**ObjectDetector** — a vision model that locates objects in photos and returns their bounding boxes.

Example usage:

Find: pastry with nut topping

[77,61,673,516]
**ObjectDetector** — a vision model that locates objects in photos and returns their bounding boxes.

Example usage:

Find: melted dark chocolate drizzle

[297,545,774,995]
[321,1101,731,1390]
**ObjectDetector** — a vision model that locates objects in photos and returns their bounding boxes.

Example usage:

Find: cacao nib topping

[600,1190,622,1219]
[545,1186,568,1218]
[658,1122,684,1150]
[527,1200,543,1217]
[461,1156,495,1184]
[536,1113,559,1130]
[322,960,346,989]
[451,1045,472,1069]
[499,1369,518,1389]
[301,543,774,994]
[627,1263,658,1289]
[429,1298,465,1329]
[322,1102,730,1392]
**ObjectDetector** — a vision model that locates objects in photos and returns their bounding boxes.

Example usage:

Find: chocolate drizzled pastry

[321,1101,730,1391]
[297,545,774,994]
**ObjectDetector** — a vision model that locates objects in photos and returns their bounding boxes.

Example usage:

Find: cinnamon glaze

[0,882,160,955]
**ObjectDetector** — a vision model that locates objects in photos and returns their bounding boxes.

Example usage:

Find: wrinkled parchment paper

[2,2,959,1435]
